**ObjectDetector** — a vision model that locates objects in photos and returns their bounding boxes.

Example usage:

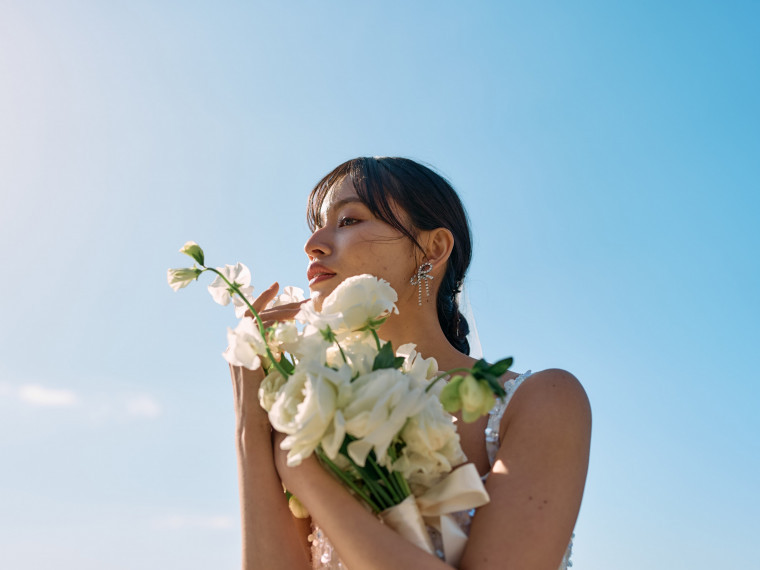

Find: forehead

[318,177,363,219]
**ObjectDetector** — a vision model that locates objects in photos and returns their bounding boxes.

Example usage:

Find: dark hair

[307,157,473,355]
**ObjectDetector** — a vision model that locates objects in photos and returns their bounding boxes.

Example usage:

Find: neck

[377,297,476,372]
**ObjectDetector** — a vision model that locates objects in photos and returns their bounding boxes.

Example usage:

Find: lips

[307,263,336,285]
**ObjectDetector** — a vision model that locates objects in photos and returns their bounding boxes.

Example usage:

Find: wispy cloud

[17,384,79,407]
[1,380,162,421]
[152,514,235,530]
[125,394,162,418]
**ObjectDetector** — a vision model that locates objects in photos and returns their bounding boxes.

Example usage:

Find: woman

[229,157,591,569]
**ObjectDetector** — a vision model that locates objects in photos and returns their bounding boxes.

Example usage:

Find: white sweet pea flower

[396,343,440,389]
[342,368,427,467]
[267,320,300,356]
[233,289,256,318]
[208,263,253,307]
[281,323,330,367]
[266,286,306,308]
[167,267,202,291]
[222,317,268,370]
[321,274,399,332]
[330,332,378,376]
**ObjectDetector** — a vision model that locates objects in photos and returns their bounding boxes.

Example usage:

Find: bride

[229,157,591,569]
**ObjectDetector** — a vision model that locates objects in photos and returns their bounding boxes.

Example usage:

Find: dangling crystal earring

[410,261,433,306]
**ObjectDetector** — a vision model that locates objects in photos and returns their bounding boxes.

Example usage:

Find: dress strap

[485,371,532,466]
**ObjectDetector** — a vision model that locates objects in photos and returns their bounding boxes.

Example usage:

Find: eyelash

[338,217,359,227]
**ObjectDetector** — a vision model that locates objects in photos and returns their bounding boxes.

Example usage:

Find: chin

[307,288,328,312]
[308,278,342,312]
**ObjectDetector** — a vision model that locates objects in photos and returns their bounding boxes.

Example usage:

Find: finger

[257,299,308,320]
[249,282,279,314]
[258,306,303,323]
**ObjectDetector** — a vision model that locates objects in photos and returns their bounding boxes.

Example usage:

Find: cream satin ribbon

[381,464,490,566]
[416,463,490,565]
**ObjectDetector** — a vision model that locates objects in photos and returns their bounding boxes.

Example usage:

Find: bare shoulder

[501,368,591,441]
[462,369,591,568]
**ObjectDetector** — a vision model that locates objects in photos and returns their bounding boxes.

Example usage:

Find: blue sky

[1,1,758,568]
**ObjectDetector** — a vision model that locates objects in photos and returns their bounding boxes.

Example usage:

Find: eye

[338,216,360,227]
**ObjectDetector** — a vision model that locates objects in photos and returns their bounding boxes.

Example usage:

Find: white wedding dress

[310,371,574,569]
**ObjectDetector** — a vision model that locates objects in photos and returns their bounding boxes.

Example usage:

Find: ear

[422,228,454,275]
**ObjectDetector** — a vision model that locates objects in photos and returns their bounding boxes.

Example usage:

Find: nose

[304,227,332,259]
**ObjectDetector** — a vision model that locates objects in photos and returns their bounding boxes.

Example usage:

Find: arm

[230,283,311,570]
[461,369,592,570]
[231,364,311,570]
[276,368,590,570]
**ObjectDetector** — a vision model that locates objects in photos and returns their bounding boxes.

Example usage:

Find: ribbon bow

[380,464,490,564]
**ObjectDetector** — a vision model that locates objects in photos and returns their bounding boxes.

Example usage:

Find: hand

[230,283,306,430]
[272,430,323,498]
[245,282,307,328]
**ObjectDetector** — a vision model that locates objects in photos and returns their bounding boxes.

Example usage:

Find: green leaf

[278,356,295,375]
[320,325,337,343]
[372,342,403,371]
[487,357,514,377]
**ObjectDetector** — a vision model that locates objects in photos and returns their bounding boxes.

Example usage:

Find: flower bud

[439,375,465,414]
[288,495,309,519]
[167,267,202,291]
[179,241,205,266]
[459,374,496,423]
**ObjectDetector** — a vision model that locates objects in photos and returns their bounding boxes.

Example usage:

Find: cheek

[362,244,417,291]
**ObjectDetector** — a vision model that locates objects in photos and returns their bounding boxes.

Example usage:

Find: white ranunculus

[269,363,352,466]
[222,317,268,370]
[342,367,427,467]
[394,394,467,491]
[208,263,252,307]
[295,300,344,333]
[320,274,399,332]
[258,370,287,412]
[167,267,202,291]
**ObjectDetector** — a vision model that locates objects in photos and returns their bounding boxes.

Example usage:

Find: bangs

[306,158,422,251]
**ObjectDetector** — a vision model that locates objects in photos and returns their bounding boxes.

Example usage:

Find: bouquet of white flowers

[168,242,513,564]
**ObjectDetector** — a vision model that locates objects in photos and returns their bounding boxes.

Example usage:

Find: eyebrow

[319,197,366,224]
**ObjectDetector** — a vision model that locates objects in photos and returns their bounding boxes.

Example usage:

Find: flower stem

[335,341,348,364]
[425,367,472,393]
[366,454,402,504]
[316,449,380,513]
[370,329,382,351]
[205,266,290,378]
